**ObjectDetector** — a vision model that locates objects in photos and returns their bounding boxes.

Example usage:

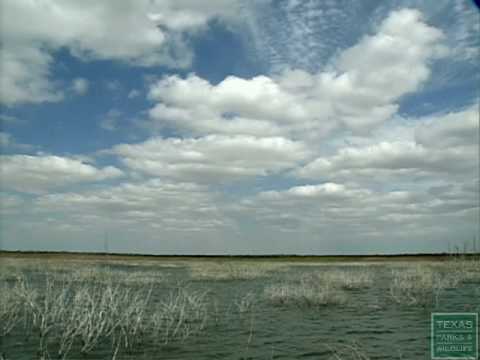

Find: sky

[0,0,478,255]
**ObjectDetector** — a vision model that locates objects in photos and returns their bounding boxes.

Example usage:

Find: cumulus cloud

[295,106,478,185]
[110,135,310,182]
[0,0,241,106]
[147,74,306,137]
[0,46,63,106]
[147,9,447,138]
[236,181,478,248]
[32,179,231,232]
[0,154,123,193]
[329,8,447,130]
[415,106,479,148]
[295,141,476,182]
[71,78,89,95]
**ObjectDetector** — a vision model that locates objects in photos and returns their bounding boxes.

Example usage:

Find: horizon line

[1,249,479,258]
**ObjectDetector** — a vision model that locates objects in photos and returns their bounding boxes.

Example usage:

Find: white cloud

[128,89,141,99]
[312,8,446,131]
[237,181,478,245]
[110,135,310,182]
[105,80,122,92]
[147,74,309,137]
[295,141,476,181]
[295,106,478,183]
[100,109,122,131]
[147,9,447,138]
[2,0,239,63]
[33,179,231,232]
[0,154,123,193]
[0,0,241,106]
[259,182,368,202]
[0,192,25,217]
[71,78,89,95]
[239,0,348,73]
[243,0,476,75]
[0,46,63,106]
[447,0,479,62]
[415,106,478,148]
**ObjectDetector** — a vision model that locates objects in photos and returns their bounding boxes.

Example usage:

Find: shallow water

[1,262,479,360]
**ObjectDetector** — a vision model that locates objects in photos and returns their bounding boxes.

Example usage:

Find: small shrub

[151,286,209,344]
[189,262,281,281]
[442,258,480,284]
[388,265,456,306]
[299,269,374,290]
[264,282,347,307]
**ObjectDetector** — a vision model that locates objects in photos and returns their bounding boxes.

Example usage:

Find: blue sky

[0,0,478,254]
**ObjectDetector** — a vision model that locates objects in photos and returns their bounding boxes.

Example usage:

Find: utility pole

[103,230,109,254]
[103,230,110,269]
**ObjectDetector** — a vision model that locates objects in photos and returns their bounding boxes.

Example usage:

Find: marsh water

[1,259,479,360]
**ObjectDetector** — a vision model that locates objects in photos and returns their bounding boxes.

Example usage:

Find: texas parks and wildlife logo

[431,313,478,359]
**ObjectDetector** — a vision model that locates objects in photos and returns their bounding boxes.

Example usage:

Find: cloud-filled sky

[0,0,478,254]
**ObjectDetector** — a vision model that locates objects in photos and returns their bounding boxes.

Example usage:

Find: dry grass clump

[122,270,168,284]
[0,259,170,286]
[264,282,347,307]
[388,264,457,306]
[233,291,257,314]
[0,278,30,336]
[441,257,480,284]
[324,270,374,290]
[263,267,376,307]
[0,258,76,276]
[298,269,374,290]
[67,267,167,285]
[152,286,209,344]
[0,265,23,282]
[0,273,210,359]
[0,275,153,359]
[68,266,112,283]
[188,262,282,281]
